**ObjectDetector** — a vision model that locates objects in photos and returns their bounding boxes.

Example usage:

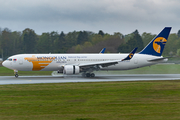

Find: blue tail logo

[139,27,171,56]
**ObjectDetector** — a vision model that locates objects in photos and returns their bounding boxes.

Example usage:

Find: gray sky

[0,0,179,35]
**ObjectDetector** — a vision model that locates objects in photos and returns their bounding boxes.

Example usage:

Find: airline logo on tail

[153,37,167,53]
[129,53,134,58]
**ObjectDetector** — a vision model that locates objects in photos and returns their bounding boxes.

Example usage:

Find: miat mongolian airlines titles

[2,27,171,78]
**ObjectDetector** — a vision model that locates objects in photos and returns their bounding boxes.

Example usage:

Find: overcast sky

[0,0,179,35]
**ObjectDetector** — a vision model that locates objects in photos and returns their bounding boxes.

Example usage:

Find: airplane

[2,27,171,78]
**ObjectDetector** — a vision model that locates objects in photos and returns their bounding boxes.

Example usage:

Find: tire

[86,73,90,77]
[90,73,95,77]
[15,74,18,78]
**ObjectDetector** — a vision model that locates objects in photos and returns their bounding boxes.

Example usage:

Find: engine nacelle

[63,65,80,75]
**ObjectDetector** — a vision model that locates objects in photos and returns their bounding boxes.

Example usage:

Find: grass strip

[0,81,180,120]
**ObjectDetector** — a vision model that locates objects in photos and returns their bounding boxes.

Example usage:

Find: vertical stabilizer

[139,27,171,56]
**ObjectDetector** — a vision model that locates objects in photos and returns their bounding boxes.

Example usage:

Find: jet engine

[63,65,80,75]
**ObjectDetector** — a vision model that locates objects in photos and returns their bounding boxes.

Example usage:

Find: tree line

[0,27,180,60]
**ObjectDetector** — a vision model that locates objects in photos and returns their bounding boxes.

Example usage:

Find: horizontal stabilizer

[147,57,168,62]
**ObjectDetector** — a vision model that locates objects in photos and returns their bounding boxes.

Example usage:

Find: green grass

[1,64,180,119]
[1,64,180,76]
[0,81,180,120]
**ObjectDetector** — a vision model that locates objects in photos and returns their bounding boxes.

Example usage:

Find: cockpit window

[7,58,12,61]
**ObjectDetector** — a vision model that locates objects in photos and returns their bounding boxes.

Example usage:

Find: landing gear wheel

[85,73,95,78]
[15,74,18,78]
[86,73,91,77]
[90,73,95,78]
[14,70,19,78]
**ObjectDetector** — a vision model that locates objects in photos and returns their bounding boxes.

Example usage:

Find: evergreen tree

[133,30,144,51]
[177,30,180,38]
[22,28,37,53]
[98,30,104,37]
[141,32,156,47]
[65,31,78,46]
[11,31,22,55]
[36,33,51,53]
[50,31,59,53]
[77,31,88,44]
[1,28,12,58]
[56,31,66,52]
[118,29,143,53]
[118,44,130,53]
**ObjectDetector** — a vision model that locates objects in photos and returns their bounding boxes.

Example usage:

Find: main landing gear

[82,73,95,78]
[14,70,19,78]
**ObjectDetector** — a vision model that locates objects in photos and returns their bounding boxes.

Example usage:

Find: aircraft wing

[79,60,118,68]
[79,47,138,69]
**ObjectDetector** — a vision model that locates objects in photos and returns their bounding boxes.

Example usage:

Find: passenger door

[19,57,23,65]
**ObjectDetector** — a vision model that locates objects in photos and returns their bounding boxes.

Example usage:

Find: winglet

[99,48,106,54]
[122,47,138,61]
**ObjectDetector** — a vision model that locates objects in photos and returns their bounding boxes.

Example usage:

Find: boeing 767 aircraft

[2,27,171,78]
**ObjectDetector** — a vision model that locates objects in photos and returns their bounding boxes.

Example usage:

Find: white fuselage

[3,53,167,72]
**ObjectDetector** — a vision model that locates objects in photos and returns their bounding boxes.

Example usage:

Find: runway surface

[0,74,180,85]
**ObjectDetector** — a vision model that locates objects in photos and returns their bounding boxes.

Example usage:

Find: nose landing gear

[15,74,19,78]
[14,70,19,78]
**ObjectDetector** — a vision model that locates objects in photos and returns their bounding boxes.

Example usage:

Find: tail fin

[99,48,106,54]
[139,27,171,56]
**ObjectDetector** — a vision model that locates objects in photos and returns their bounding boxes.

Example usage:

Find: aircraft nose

[2,61,12,69]
[2,61,6,67]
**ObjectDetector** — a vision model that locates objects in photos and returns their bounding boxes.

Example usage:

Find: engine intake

[63,65,80,75]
